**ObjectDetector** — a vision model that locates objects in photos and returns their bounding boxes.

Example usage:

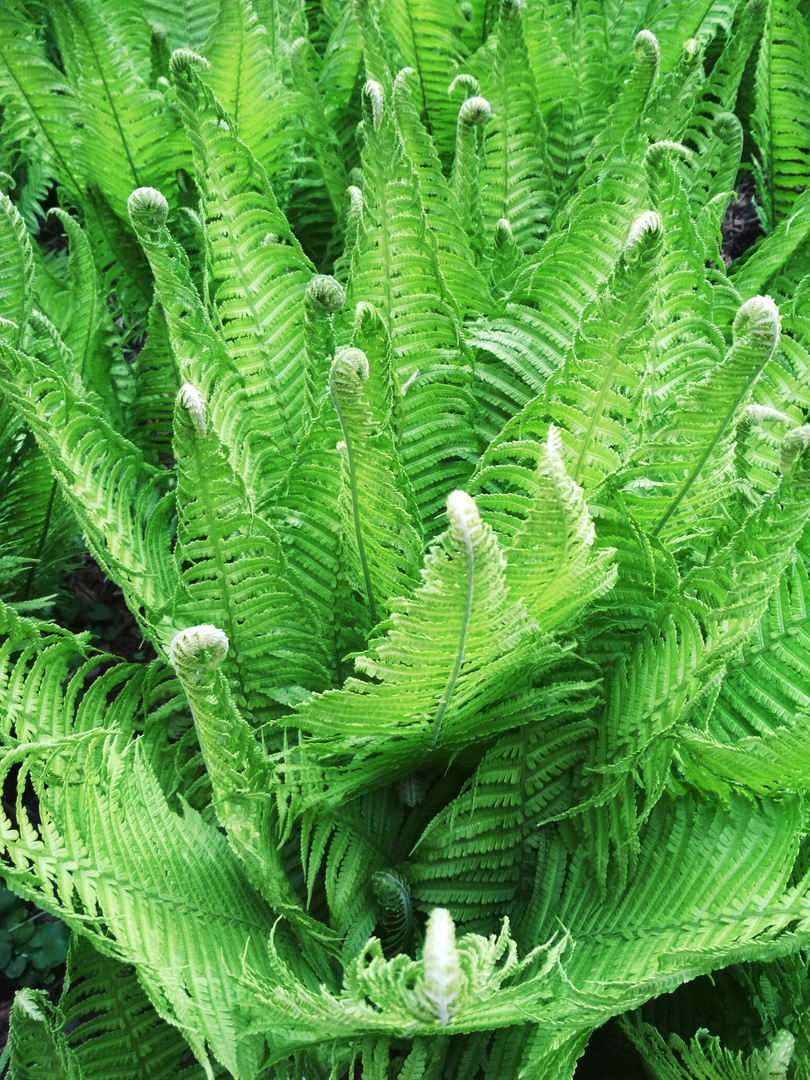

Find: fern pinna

[0,0,810,1077]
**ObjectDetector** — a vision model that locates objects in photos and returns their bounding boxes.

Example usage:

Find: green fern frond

[751,0,810,231]
[683,0,764,158]
[291,36,349,227]
[619,295,781,550]
[130,299,179,464]
[346,82,479,525]
[170,52,317,487]
[0,190,33,347]
[50,0,189,219]
[692,543,810,745]
[642,37,705,145]
[352,0,395,92]
[0,426,81,606]
[371,870,414,956]
[471,96,655,397]
[449,89,491,268]
[48,208,127,426]
[168,624,337,959]
[261,404,355,683]
[509,209,661,491]
[0,728,311,1079]
[622,1014,794,1080]
[378,0,466,161]
[138,0,220,51]
[583,29,659,172]
[477,0,554,259]
[330,346,423,624]
[730,187,810,298]
[245,907,568,1048]
[127,184,277,495]
[471,429,617,632]
[0,8,83,198]
[641,143,726,423]
[689,112,743,260]
[203,0,297,183]
[410,702,597,927]
[393,69,493,319]
[304,273,345,419]
[1,989,75,1080]
[538,790,810,1025]
[11,933,211,1080]
[172,383,331,721]
[0,341,177,633]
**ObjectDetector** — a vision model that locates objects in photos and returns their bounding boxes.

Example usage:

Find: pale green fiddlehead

[305,273,346,420]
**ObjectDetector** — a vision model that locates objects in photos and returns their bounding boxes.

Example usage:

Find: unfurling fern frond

[330,345,423,625]
[279,491,563,817]
[619,295,781,550]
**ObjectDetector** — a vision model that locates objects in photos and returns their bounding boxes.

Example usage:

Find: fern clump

[0,0,810,1077]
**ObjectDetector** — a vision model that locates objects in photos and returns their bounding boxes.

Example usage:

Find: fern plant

[0,0,810,1077]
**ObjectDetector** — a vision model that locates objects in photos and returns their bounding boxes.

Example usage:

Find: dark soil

[720,180,764,265]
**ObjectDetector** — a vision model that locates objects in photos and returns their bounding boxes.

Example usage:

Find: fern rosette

[1,1,810,1078]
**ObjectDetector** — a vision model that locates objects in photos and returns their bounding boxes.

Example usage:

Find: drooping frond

[0,727,315,1079]
[730,187,810,299]
[621,1014,795,1080]
[568,423,810,884]
[0,190,32,347]
[0,341,177,634]
[0,8,83,198]
[2,934,210,1080]
[528,790,810,1030]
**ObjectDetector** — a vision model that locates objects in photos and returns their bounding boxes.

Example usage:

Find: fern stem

[330,367,379,629]
[426,491,475,756]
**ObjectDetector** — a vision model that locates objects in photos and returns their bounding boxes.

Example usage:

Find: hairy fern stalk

[0,0,810,1076]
